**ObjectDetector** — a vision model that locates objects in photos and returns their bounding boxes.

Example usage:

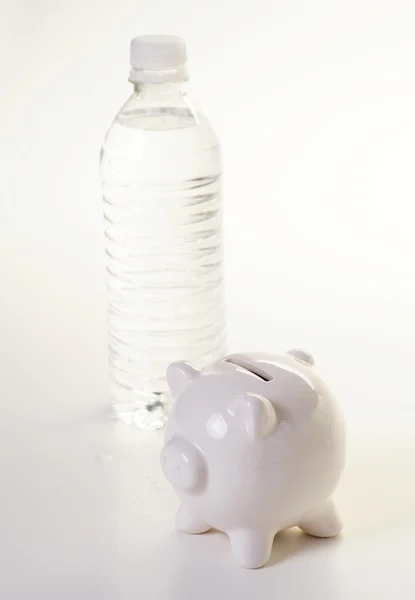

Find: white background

[2,1,415,598]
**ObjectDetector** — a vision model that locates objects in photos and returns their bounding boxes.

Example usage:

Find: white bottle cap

[129,35,188,83]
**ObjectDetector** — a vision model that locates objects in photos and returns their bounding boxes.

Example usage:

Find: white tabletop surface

[3,344,414,600]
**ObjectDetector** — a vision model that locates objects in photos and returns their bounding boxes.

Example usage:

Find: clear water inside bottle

[100,89,226,429]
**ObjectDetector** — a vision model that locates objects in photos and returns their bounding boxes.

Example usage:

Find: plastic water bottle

[100,35,226,429]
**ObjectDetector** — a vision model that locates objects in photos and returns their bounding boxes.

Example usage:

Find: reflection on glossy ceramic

[161,350,346,569]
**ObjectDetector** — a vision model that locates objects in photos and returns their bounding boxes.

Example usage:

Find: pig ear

[287,348,315,366]
[166,361,200,398]
[227,393,277,440]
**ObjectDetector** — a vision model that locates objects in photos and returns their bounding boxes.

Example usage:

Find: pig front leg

[228,529,275,569]
[175,504,211,534]
[298,498,343,537]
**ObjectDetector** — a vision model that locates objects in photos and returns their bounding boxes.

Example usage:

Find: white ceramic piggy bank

[161,350,346,569]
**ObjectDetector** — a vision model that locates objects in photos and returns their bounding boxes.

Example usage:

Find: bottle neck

[133,81,186,102]
[129,63,188,85]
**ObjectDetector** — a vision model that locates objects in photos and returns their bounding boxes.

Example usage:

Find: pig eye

[161,436,207,493]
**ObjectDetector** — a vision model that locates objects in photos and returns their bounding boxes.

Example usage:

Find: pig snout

[161,436,207,493]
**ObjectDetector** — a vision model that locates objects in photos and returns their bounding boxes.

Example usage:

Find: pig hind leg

[298,498,343,537]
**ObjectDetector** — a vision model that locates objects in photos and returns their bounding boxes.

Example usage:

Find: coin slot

[224,357,273,382]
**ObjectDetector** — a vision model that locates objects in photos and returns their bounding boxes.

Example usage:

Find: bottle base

[111,390,169,430]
